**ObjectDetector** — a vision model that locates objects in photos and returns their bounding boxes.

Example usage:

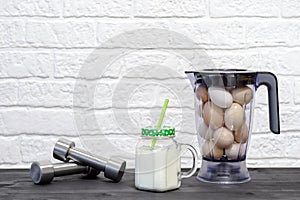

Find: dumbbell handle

[53,162,88,176]
[67,147,107,172]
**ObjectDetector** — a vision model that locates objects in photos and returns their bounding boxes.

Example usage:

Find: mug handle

[180,144,198,179]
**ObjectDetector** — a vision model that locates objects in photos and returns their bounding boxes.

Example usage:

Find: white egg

[225,143,246,160]
[208,87,233,108]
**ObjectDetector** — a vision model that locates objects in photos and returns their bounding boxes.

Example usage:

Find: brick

[54,52,91,78]
[17,80,114,108]
[210,0,280,17]
[0,81,18,106]
[134,0,206,17]
[169,20,245,49]
[18,81,78,108]
[281,0,300,17]
[295,79,300,104]
[64,0,131,17]
[278,106,300,131]
[286,135,300,158]
[0,136,21,164]
[20,135,58,163]
[247,134,285,158]
[0,20,25,47]
[277,49,300,75]
[26,21,96,47]
[0,51,51,78]
[206,50,261,70]
[0,0,60,17]
[94,81,115,109]
[0,108,76,135]
[15,79,117,109]
[121,50,195,78]
[245,49,283,74]
[245,21,300,47]
[97,21,171,48]
[277,76,293,104]
[207,52,245,70]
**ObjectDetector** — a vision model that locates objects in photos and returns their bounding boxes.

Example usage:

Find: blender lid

[185,69,256,87]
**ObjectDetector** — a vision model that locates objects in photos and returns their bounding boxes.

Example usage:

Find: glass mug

[135,126,198,192]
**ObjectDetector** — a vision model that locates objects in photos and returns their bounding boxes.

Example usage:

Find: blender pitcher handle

[180,144,198,179]
[256,72,280,134]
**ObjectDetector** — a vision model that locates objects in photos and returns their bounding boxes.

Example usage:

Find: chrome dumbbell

[30,161,100,185]
[53,138,126,182]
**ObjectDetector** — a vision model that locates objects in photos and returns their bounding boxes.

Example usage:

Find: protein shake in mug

[134,100,198,192]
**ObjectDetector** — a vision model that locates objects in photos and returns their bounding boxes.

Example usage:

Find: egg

[234,123,249,143]
[225,143,246,160]
[196,86,208,103]
[202,102,224,129]
[202,140,224,159]
[208,87,233,108]
[224,103,244,131]
[231,86,253,105]
[198,122,214,139]
[213,127,234,149]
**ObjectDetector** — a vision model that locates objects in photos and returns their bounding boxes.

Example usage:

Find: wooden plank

[0,169,300,200]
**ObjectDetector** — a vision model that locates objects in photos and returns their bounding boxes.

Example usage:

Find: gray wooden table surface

[0,168,299,200]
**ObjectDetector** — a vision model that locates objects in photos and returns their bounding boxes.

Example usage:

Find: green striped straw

[151,99,169,150]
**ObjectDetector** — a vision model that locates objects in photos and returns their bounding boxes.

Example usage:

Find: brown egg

[234,123,249,143]
[225,143,246,160]
[202,102,224,129]
[202,140,224,159]
[224,103,244,131]
[196,86,208,103]
[198,122,214,140]
[213,127,234,149]
[231,86,253,105]
[212,145,224,159]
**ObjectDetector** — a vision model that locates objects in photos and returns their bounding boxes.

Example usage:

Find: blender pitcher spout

[185,71,198,90]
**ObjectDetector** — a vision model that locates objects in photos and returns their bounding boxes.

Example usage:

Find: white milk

[135,143,181,192]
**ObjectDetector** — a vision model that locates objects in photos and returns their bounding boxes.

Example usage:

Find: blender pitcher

[185,69,280,184]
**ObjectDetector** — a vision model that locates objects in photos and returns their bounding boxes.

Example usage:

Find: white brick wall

[0,0,299,169]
